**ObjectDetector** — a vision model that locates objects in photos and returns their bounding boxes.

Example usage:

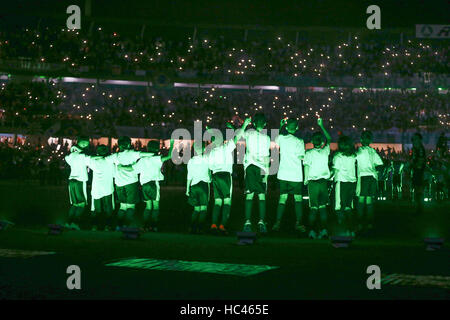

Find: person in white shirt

[132,139,174,232]
[186,141,211,234]
[110,136,153,228]
[242,113,271,233]
[273,118,306,233]
[332,135,356,235]
[64,136,90,230]
[355,131,383,231]
[85,144,115,231]
[304,118,331,240]
[207,118,251,235]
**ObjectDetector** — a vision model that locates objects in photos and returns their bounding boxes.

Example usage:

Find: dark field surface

[0,181,449,300]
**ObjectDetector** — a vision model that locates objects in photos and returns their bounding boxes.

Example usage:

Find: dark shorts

[308,179,329,208]
[188,181,209,207]
[245,165,267,194]
[212,172,232,199]
[358,176,377,197]
[93,194,114,214]
[335,181,355,210]
[116,182,140,204]
[142,181,160,201]
[279,180,303,195]
[68,179,86,205]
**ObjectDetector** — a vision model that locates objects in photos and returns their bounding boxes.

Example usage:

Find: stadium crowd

[1,81,448,136]
[0,25,448,80]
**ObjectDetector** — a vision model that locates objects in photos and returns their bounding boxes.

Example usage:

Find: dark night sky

[0,0,448,29]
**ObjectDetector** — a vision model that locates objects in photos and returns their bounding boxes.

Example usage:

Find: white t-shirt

[132,155,164,185]
[208,140,236,174]
[275,134,305,182]
[65,152,89,182]
[304,144,331,181]
[187,155,211,186]
[356,146,383,179]
[243,129,271,172]
[108,150,143,187]
[86,156,115,199]
[332,152,357,182]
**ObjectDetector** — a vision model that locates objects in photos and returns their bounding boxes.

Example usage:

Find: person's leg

[356,196,365,231]
[151,200,160,231]
[104,195,114,231]
[67,205,77,225]
[309,207,318,237]
[294,194,304,231]
[258,193,266,222]
[198,205,208,233]
[221,198,231,230]
[274,194,288,231]
[244,193,254,230]
[344,207,354,230]
[307,181,319,238]
[257,193,267,233]
[117,203,127,228]
[125,182,140,227]
[126,203,138,227]
[73,203,86,229]
[212,198,222,228]
[143,200,152,229]
[69,180,87,229]
[337,182,352,233]
[92,203,100,231]
[318,205,328,237]
[191,207,200,233]
[366,196,374,228]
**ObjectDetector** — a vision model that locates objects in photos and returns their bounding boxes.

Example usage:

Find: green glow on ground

[105,258,279,277]
[382,274,450,289]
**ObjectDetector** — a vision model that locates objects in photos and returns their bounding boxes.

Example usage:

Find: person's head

[210,133,223,147]
[96,144,109,157]
[286,118,298,134]
[253,113,266,131]
[193,140,206,156]
[118,136,132,151]
[338,135,354,155]
[360,131,373,146]
[147,140,160,153]
[311,132,324,148]
[412,132,423,148]
[76,136,90,150]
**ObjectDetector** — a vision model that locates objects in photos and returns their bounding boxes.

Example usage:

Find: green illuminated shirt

[275,134,305,182]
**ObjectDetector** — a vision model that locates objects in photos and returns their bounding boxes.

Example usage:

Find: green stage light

[0,220,14,231]
[424,238,444,251]
[121,227,141,240]
[236,232,257,245]
[330,236,353,248]
[48,224,64,235]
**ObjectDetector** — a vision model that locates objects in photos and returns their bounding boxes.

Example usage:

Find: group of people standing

[64,114,428,239]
